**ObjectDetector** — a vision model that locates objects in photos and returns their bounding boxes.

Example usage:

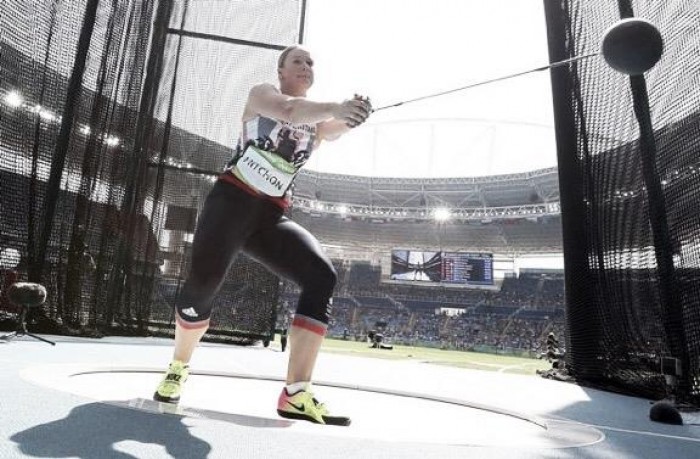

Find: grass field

[318,338,551,376]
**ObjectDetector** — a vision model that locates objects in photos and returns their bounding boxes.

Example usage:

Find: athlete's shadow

[10,401,211,459]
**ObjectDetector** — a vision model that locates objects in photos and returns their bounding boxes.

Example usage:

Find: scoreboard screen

[390,250,442,282]
[441,252,493,285]
[390,250,493,286]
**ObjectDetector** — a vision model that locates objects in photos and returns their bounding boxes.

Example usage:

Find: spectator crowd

[279,261,567,357]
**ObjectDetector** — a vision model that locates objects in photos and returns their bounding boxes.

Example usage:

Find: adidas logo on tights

[180,307,199,318]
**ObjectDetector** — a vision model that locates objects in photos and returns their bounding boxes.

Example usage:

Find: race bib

[234,146,297,197]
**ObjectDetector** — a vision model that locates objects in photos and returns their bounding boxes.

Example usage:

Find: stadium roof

[1,43,563,255]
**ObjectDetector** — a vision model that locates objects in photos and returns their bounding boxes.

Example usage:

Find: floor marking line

[552,419,700,442]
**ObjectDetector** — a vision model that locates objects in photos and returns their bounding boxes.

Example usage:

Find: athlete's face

[278,48,314,91]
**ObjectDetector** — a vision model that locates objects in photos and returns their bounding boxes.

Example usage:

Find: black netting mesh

[1,0,304,343]
[1,0,158,335]
[545,0,700,405]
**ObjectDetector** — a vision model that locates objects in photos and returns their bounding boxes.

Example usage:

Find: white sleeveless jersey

[225,115,317,197]
[233,115,316,168]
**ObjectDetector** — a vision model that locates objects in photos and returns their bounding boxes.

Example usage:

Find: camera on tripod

[367,320,393,350]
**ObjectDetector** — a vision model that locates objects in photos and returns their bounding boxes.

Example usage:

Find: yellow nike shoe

[277,385,351,426]
[153,360,189,403]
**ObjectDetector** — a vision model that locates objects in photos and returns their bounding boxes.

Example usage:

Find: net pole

[298,0,308,43]
[543,0,603,378]
[618,0,690,399]
[106,0,175,328]
[35,0,101,283]
[124,0,175,207]
[134,0,177,327]
[152,0,190,323]
[629,74,690,391]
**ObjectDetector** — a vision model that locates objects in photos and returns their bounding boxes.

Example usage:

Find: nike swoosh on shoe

[287,401,305,412]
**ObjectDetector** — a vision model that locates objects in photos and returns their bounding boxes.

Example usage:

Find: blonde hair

[277,45,305,69]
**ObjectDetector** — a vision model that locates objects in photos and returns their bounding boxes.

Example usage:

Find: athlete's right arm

[244,83,369,126]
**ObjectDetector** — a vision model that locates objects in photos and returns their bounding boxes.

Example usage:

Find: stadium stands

[278,259,567,357]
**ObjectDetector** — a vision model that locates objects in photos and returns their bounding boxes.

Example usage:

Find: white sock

[286,381,310,395]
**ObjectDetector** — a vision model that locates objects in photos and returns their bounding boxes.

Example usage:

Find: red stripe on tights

[175,312,210,330]
[292,316,326,336]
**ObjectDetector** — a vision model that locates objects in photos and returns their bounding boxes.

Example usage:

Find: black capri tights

[175,180,336,335]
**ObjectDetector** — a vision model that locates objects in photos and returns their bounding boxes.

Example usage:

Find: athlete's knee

[295,274,335,328]
[302,259,337,295]
[319,264,337,295]
[176,300,212,324]
[293,290,332,333]
[294,265,335,326]
[175,293,213,325]
[175,273,223,324]
[188,270,226,298]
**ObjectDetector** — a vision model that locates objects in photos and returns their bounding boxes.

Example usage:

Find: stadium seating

[317,266,567,356]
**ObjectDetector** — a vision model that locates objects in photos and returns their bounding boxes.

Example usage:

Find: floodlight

[4,91,24,108]
[433,207,451,222]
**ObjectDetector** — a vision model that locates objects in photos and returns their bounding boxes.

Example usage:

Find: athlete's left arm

[316,119,353,143]
[316,95,372,146]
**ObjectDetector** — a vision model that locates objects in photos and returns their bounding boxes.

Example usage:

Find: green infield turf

[318,338,551,375]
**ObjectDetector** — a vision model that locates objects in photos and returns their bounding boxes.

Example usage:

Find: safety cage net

[545,0,700,405]
[0,0,305,344]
